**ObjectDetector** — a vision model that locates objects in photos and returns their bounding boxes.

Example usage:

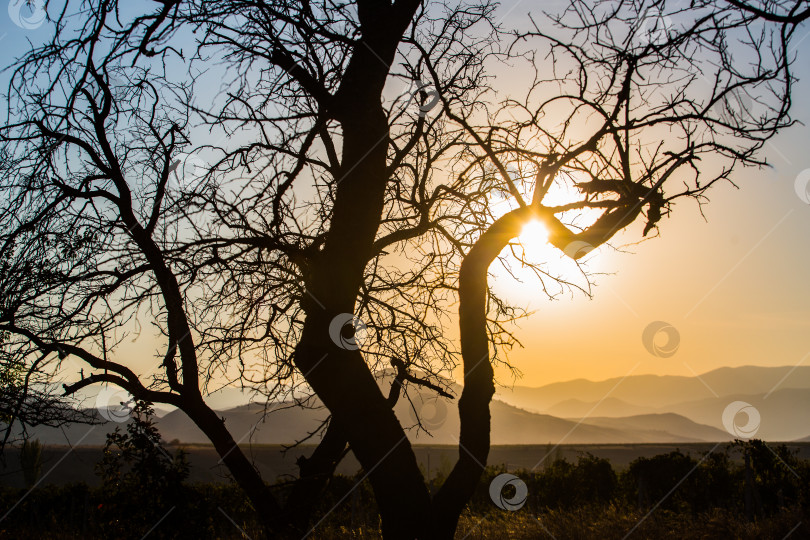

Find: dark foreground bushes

[0,482,263,539]
[1,440,808,539]
[471,443,810,515]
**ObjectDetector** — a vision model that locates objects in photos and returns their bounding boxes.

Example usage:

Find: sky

[1,1,809,397]
[486,2,810,387]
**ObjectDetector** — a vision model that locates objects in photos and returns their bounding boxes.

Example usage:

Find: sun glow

[486,171,604,300]
[515,219,560,272]
[519,219,549,245]
[490,216,597,301]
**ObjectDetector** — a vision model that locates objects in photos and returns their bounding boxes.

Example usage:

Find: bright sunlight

[519,219,549,245]
[490,215,596,301]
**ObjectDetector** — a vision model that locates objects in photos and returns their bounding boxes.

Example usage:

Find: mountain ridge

[13,364,809,445]
[495,365,810,412]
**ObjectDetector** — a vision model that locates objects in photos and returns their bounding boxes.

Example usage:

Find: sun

[489,218,596,300]
[486,174,602,299]
[519,219,549,245]
[515,219,558,269]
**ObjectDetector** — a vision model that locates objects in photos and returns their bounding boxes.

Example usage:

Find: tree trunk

[183,399,282,537]
[289,2,432,537]
[284,419,348,531]
[433,207,534,537]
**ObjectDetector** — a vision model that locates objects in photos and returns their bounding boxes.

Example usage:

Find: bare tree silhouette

[0,0,805,537]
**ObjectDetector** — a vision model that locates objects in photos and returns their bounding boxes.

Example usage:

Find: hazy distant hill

[484,402,723,444]
[495,365,810,442]
[15,365,808,446]
[658,388,810,442]
[535,390,810,442]
[575,413,730,443]
[495,365,810,413]
[23,397,730,446]
[545,397,655,418]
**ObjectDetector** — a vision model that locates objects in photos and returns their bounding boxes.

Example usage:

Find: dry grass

[305,507,808,539]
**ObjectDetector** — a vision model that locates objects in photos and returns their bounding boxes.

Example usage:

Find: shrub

[19,438,42,488]
[95,400,190,538]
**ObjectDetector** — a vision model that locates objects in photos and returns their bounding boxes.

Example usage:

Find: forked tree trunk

[288,2,432,537]
[292,112,436,528]
[182,3,546,536]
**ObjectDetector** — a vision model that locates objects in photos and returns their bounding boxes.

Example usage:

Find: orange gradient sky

[448,0,810,389]
[486,116,810,387]
[444,2,810,388]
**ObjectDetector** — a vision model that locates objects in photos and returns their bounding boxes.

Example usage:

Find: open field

[3,442,810,488]
[1,441,808,539]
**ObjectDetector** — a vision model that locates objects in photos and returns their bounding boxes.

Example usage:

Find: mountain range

[495,365,810,442]
[18,365,810,445]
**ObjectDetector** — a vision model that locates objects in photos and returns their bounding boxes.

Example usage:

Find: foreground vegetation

[1,406,807,539]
